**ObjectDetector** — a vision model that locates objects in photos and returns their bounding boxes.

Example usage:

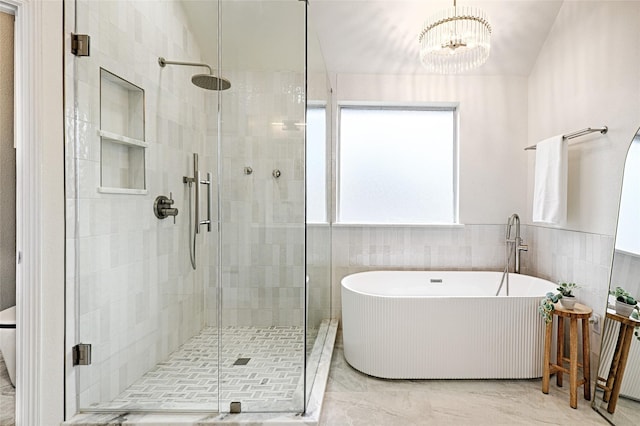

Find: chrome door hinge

[71,33,90,57]
[72,343,92,366]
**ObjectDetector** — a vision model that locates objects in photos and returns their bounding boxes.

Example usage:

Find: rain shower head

[192,73,231,91]
[158,57,231,91]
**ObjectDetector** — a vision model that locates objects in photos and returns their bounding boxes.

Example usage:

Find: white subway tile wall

[526,225,613,319]
[66,0,217,408]
[219,70,306,328]
[330,224,506,318]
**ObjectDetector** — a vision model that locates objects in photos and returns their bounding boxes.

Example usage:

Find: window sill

[332,223,465,228]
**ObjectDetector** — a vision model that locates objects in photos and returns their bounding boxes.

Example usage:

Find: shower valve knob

[154,194,179,223]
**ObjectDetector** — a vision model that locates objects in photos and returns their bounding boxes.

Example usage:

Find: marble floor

[319,332,610,426]
[593,389,640,425]
[0,352,15,426]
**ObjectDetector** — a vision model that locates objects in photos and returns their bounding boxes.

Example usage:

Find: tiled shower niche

[99,69,147,194]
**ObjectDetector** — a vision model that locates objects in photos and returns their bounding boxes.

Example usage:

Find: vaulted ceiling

[182,0,565,76]
[310,0,564,76]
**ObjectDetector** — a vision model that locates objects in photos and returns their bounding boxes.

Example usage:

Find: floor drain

[233,357,250,366]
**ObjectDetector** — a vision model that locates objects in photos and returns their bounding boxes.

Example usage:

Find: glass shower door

[218,0,307,413]
[67,0,219,412]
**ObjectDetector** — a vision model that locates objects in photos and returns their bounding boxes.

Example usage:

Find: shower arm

[158,57,212,74]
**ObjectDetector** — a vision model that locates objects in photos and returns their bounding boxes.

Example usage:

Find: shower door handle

[199,172,212,232]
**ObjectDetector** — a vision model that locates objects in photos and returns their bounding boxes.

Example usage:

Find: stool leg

[582,317,591,401]
[570,318,578,408]
[557,317,564,387]
[543,320,552,394]
[608,324,635,414]
[605,323,625,403]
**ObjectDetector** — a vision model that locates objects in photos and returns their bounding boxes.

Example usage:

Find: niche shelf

[98,68,148,195]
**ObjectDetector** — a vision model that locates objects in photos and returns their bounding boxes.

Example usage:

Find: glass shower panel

[219,0,307,413]
[305,11,333,405]
[69,0,219,412]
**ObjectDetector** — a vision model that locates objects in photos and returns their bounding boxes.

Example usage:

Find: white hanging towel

[532,135,567,225]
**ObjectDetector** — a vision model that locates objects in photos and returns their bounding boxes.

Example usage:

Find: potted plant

[557,282,579,309]
[610,286,638,317]
[539,292,560,324]
[538,282,581,324]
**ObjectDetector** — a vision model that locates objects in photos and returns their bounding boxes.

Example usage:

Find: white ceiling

[182,0,565,77]
[309,0,564,76]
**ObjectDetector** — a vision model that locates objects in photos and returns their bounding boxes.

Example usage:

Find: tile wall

[525,225,614,374]
[330,224,508,318]
[219,70,306,327]
[526,225,614,316]
[611,250,640,295]
[307,225,332,329]
[66,0,216,408]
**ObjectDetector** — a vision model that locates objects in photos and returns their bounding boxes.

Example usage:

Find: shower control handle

[199,172,212,232]
[154,193,179,223]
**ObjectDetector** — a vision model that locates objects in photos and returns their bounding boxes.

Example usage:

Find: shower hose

[496,239,515,296]
[188,181,197,270]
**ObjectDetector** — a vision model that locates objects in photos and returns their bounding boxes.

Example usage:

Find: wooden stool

[542,302,592,408]
[596,310,639,414]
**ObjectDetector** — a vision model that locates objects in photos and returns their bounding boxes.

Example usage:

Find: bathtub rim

[341,270,557,298]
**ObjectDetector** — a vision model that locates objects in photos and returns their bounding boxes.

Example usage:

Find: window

[306,106,327,223]
[338,106,457,224]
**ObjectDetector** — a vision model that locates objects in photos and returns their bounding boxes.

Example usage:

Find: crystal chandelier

[418,0,492,74]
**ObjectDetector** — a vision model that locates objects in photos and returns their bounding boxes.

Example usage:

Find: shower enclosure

[64,0,332,415]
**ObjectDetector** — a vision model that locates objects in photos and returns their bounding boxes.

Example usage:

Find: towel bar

[525,126,608,150]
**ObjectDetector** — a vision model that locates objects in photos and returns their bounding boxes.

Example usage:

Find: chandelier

[418,0,492,74]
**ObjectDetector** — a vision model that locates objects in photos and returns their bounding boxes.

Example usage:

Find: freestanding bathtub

[341,271,557,379]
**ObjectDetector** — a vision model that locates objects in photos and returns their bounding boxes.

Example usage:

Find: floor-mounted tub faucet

[506,213,528,273]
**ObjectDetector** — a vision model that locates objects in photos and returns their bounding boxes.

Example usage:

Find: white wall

[527,0,640,376]
[334,73,529,225]
[527,1,640,236]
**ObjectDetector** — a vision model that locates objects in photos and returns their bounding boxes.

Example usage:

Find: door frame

[6,0,65,423]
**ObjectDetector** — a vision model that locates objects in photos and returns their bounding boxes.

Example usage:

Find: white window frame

[306,102,329,224]
[336,103,459,226]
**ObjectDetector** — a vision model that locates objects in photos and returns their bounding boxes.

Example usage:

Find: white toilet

[0,305,16,387]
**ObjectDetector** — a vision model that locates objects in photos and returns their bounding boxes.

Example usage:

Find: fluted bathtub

[341,271,557,379]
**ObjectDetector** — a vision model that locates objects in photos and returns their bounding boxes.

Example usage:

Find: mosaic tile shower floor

[88,326,316,412]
